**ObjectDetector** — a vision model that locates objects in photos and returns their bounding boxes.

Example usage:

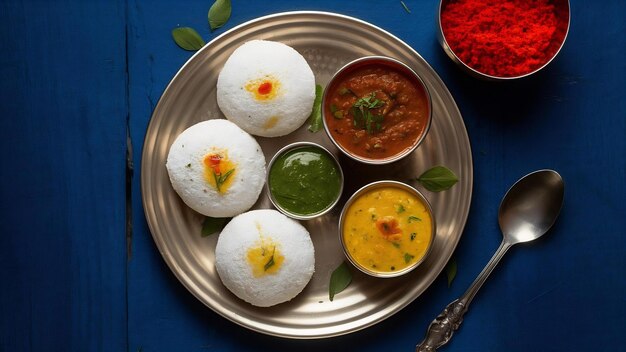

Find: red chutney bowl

[437,0,571,80]
[322,56,432,165]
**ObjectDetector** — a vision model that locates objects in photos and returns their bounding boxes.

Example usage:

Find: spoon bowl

[499,170,565,244]
[416,169,564,351]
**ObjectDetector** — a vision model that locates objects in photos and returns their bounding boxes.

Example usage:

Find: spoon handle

[416,240,513,351]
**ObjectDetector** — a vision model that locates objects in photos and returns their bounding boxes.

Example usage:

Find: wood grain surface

[0,0,128,350]
[1,0,625,351]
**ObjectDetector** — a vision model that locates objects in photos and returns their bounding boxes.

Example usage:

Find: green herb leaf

[352,92,385,134]
[408,215,422,223]
[446,258,457,287]
[351,106,364,128]
[354,92,384,109]
[171,27,205,51]
[395,204,406,214]
[208,0,232,31]
[308,84,324,132]
[201,216,230,237]
[264,247,276,271]
[218,168,235,184]
[417,166,459,192]
[330,104,344,119]
[339,87,356,96]
[404,253,415,263]
[392,242,400,248]
[329,261,352,301]
[400,1,411,13]
[214,168,235,192]
[213,171,221,192]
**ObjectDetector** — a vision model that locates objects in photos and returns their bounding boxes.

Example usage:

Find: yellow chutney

[342,185,433,275]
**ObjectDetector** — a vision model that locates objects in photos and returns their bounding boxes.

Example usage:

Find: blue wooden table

[1,0,625,351]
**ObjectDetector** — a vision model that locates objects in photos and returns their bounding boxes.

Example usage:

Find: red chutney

[324,64,429,161]
[441,0,569,77]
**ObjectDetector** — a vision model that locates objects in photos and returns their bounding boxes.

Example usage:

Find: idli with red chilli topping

[216,40,316,137]
[215,209,315,307]
[165,119,265,218]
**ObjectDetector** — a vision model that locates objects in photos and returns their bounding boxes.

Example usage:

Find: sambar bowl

[339,180,436,278]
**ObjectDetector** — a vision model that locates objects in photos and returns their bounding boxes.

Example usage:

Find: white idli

[216,40,316,137]
[215,209,315,307]
[166,119,265,218]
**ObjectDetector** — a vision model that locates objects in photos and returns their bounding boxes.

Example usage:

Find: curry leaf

[329,261,352,301]
[400,1,411,14]
[417,166,459,192]
[201,216,230,237]
[308,84,324,132]
[171,27,205,51]
[408,215,422,223]
[446,258,457,287]
[208,0,232,31]
[264,247,276,271]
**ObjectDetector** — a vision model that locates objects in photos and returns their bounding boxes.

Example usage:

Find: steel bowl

[266,141,344,220]
[338,180,436,278]
[322,56,432,164]
[436,0,571,80]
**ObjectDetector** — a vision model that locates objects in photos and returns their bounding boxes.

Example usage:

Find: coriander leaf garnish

[395,204,406,214]
[201,216,230,237]
[264,246,276,271]
[171,27,205,51]
[408,215,422,223]
[308,84,324,132]
[214,168,235,192]
[354,92,385,109]
[208,0,232,31]
[329,261,352,301]
[416,166,459,192]
[404,253,415,264]
[351,92,385,134]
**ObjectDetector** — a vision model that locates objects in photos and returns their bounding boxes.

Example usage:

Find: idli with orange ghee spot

[165,119,265,218]
[216,40,316,137]
[215,209,315,307]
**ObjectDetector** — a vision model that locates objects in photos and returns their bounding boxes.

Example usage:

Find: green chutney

[269,146,342,216]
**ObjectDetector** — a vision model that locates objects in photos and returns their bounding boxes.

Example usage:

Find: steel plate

[141,11,473,339]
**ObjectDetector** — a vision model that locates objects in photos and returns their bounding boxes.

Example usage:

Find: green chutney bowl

[266,141,344,220]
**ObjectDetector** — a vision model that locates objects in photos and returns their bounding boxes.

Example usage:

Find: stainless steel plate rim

[142,10,473,339]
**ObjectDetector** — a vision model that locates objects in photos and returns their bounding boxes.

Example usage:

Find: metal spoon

[416,169,564,351]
